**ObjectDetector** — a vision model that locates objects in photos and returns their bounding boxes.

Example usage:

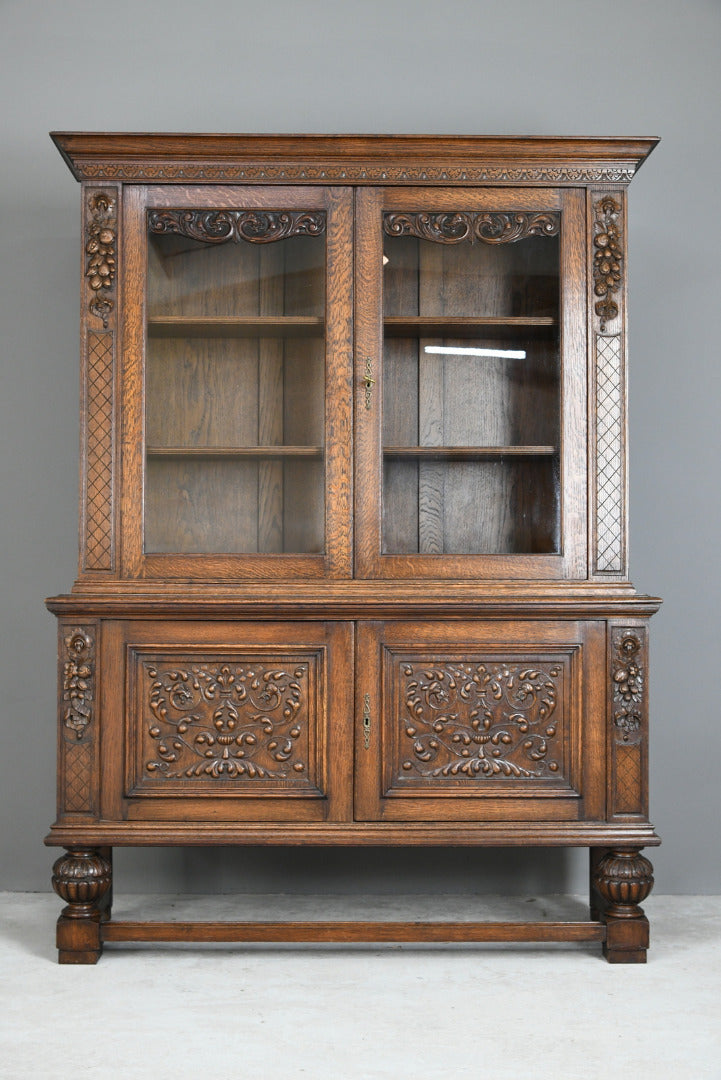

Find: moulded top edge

[50,132,660,184]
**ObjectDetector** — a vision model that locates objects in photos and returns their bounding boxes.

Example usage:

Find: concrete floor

[1,892,719,1079]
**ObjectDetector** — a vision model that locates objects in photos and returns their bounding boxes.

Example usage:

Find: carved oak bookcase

[47,134,660,963]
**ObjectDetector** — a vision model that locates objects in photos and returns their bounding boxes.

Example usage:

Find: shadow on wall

[110,846,586,897]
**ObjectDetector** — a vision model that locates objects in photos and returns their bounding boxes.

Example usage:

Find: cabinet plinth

[47,133,660,962]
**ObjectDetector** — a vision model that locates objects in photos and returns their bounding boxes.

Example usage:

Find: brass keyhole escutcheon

[363,358,375,410]
[362,692,371,749]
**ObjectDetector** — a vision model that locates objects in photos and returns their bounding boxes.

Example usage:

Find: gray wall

[1,0,719,895]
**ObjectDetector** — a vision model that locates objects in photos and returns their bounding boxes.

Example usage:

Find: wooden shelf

[384,316,557,340]
[384,445,558,459]
[147,445,324,458]
[147,315,324,339]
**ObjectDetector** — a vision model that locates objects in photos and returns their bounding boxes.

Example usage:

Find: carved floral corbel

[62,627,95,741]
[593,196,623,331]
[85,193,116,328]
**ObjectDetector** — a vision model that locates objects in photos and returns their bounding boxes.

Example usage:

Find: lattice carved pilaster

[591,193,626,575]
[81,186,118,573]
[84,333,114,570]
[595,334,623,572]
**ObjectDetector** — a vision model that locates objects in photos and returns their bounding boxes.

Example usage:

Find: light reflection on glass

[424,345,527,360]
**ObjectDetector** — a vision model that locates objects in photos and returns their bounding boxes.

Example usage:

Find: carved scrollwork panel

[130,653,321,793]
[383,211,560,245]
[147,209,326,244]
[387,655,574,791]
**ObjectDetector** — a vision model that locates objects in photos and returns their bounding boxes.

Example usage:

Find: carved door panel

[354,185,587,580]
[354,621,606,822]
[100,621,353,823]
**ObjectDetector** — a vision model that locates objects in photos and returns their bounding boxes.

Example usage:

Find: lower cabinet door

[100,621,353,823]
[354,620,606,823]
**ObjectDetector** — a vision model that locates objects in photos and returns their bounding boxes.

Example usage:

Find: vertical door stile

[353,188,385,577]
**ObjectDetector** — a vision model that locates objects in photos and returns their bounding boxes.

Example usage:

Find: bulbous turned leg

[52,848,112,964]
[593,848,654,963]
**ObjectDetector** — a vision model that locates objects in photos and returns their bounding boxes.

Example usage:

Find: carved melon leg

[52,848,112,964]
[593,848,654,963]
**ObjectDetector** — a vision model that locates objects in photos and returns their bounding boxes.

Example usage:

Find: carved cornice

[55,133,659,185]
[384,211,559,244]
[85,193,116,329]
[147,209,326,244]
[62,628,95,741]
[593,195,623,331]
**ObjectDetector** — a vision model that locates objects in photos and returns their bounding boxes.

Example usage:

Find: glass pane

[144,216,326,554]
[381,214,560,555]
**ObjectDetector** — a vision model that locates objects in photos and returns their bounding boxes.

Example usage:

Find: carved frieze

[593,196,623,331]
[384,211,559,245]
[147,209,326,245]
[140,660,312,781]
[77,163,638,184]
[398,661,563,780]
[85,192,116,328]
[62,628,95,741]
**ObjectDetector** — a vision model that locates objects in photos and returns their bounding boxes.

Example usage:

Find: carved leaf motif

[143,661,309,779]
[147,209,326,244]
[383,212,560,245]
[85,193,116,328]
[399,661,562,779]
[593,196,623,330]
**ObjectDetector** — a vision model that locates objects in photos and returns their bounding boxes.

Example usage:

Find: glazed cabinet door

[354,187,587,579]
[99,621,353,823]
[120,185,353,579]
[354,621,606,822]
